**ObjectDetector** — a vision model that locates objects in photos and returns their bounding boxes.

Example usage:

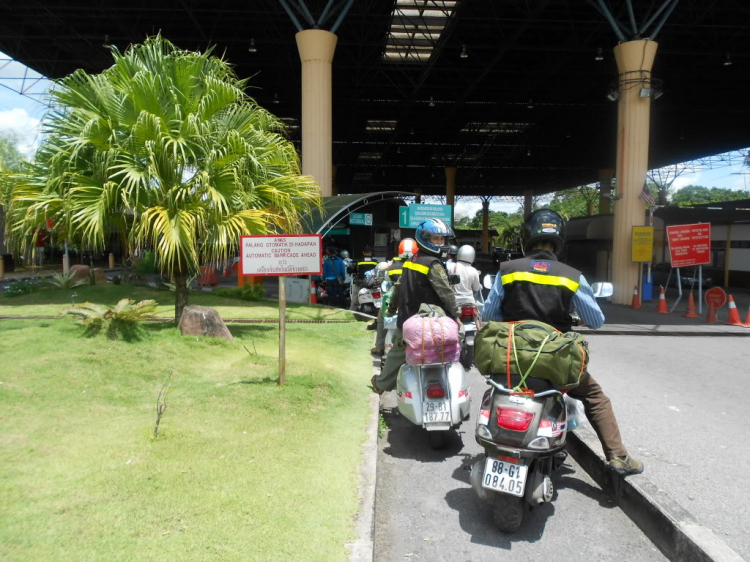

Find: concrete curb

[347,390,380,562]
[567,426,745,562]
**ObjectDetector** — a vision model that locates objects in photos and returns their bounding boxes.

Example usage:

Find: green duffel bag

[474,320,589,390]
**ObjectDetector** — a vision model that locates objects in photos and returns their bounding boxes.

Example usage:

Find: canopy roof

[1,1,748,197]
[302,191,415,236]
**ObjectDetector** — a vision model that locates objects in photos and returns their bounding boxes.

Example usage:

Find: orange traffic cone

[656,286,668,314]
[744,305,750,328]
[683,292,699,318]
[726,295,744,326]
[705,302,717,324]
[310,279,317,304]
[222,262,230,277]
[631,285,641,309]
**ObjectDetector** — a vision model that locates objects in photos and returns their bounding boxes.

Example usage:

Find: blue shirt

[483,272,605,330]
[323,256,346,280]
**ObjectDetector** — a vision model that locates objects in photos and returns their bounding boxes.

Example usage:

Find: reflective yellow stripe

[388,269,403,277]
[403,261,429,275]
[358,261,377,266]
[501,271,579,292]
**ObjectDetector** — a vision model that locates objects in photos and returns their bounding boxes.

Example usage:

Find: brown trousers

[568,372,628,459]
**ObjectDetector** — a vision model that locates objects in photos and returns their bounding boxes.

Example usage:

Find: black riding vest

[500,249,581,333]
[386,257,404,282]
[397,254,445,329]
[356,260,378,279]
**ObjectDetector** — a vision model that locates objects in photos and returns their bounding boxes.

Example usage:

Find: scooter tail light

[426,383,446,399]
[496,407,534,431]
[371,292,381,299]
[460,306,477,319]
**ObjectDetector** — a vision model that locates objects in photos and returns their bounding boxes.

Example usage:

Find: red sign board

[666,223,711,268]
[705,287,727,309]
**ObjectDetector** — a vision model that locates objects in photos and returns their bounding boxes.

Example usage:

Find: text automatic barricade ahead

[399,204,453,228]
[631,226,654,262]
[666,223,711,268]
[241,235,322,276]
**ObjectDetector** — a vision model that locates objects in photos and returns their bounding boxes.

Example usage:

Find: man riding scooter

[482,209,643,476]
[371,238,416,357]
[371,220,460,394]
[448,245,483,369]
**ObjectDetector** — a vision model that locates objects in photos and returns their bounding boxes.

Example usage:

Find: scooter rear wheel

[460,344,474,370]
[492,493,524,533]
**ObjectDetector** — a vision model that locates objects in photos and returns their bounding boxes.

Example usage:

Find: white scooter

[381,281,471,449]
[352,271,382,317]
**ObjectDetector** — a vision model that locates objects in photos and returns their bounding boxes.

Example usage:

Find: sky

[0,50,747,216]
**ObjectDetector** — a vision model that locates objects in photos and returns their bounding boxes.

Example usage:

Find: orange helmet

[398,238,417,259]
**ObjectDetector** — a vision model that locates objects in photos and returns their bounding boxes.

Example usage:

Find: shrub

[213,284,265,301]
[133,251,158,276]
[60,298,158,340]
[3,279,42,298]
[48,271,88,290]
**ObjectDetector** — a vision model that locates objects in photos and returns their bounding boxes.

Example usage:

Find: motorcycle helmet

[398,238,417,259]
[521,209,566,254]
[456,245,476,264]
[448,245,459,258]
[340,250,350,259]
[415,218,454,257]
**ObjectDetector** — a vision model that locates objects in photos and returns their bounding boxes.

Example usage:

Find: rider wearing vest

[372,238,417,356]
[483,209,644,477]
[350,245,378,312]
[371,221,459,393]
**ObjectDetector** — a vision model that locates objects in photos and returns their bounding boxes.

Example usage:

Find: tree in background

[5,36,320,322]
[671,185,750,206]
[548,184,600,219]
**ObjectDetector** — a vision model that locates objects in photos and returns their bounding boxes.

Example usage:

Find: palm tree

[5,36,320,322]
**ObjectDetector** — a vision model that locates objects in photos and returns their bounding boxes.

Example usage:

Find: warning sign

[240,234,322,276]
[666,223,711,268]
[631,226,654,262]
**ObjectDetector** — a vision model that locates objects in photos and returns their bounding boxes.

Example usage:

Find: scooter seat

[491,373,557,393]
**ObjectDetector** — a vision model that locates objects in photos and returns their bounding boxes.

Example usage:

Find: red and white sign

[704,287,727,309]
[666,223,711,268]
[240,234,322,276]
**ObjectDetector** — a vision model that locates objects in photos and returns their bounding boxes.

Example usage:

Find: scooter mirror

[483,274,495,290]
[591,282,614,298]
[381,280,392,293]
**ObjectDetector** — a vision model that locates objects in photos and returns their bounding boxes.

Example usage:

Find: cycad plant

[48,271,88,290]
[6,35,320,322]
[61,298,158,339]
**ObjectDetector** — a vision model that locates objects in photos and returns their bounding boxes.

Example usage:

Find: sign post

[666,223,711,314]
[241,234,323,385]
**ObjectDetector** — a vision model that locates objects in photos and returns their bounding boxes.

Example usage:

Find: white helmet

[340,250,350,259]
[457,245,476,264]
[398,238,417,259]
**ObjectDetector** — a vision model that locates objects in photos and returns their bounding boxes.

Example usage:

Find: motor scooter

[352,272,382,317]
[469,282,613,532]
[458,291,484,370]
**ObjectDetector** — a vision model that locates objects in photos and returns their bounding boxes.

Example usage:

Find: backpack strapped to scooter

[474,320,588,391]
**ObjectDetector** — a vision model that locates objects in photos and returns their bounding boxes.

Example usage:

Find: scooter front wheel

[492,493,524,533]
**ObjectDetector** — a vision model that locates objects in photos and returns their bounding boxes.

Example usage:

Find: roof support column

[523,190,534,217]
[295,29,337,196]
[599,169,614,214]
[611,39,658,304]
[481,198,491,253]
[445,166,456,226]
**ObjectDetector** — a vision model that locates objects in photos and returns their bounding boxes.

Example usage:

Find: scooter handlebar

[484,377,562,398]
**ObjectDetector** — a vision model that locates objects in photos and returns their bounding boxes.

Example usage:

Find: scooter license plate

[482,457,528,497]
[423,401,451,424]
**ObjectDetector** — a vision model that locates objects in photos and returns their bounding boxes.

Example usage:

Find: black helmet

[521,209,566,254]
[448,244,459,257]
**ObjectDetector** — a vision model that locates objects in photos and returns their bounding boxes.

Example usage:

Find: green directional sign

[398,204,452,228]
[349,212,373,226]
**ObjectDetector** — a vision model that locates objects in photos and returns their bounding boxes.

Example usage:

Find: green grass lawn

[0,311,373,561]
[0,284,353,321]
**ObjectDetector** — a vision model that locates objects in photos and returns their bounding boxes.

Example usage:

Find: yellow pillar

[445,166,456,225]
[599,169,614,214]
[296,29,337,197]
[523,190,533,217]
[611,39,658,304]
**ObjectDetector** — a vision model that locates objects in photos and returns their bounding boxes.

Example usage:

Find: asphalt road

[373,365,667,562]
[582,331,750,560]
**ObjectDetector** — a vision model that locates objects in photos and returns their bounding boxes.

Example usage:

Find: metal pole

[279,276,287,386]
[698,265,703,315]
[670,268,682,313]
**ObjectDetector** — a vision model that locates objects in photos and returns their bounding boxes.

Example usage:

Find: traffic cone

[656,286,668,314]
[726,295,744,326]
[222,263,230,277]
[683,292,699,318]
[310,279,317,304]
[743,305,750,328]
[631,285,641,309]
[705,302,717,324]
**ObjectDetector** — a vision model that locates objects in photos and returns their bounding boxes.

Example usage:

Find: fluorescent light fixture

[724,52,732,66]
[460,44,468,59]
[639,87,652,98]
[606,89,620,101]
[249,38,258,53]
[595,47,604,61]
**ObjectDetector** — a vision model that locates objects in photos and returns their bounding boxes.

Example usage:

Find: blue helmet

[415,218,454,257]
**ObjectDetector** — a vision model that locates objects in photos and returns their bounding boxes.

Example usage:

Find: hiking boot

[609,455,644,476]
[370,375,384,395]
[371,347,384,356]
[366,322,377,331]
